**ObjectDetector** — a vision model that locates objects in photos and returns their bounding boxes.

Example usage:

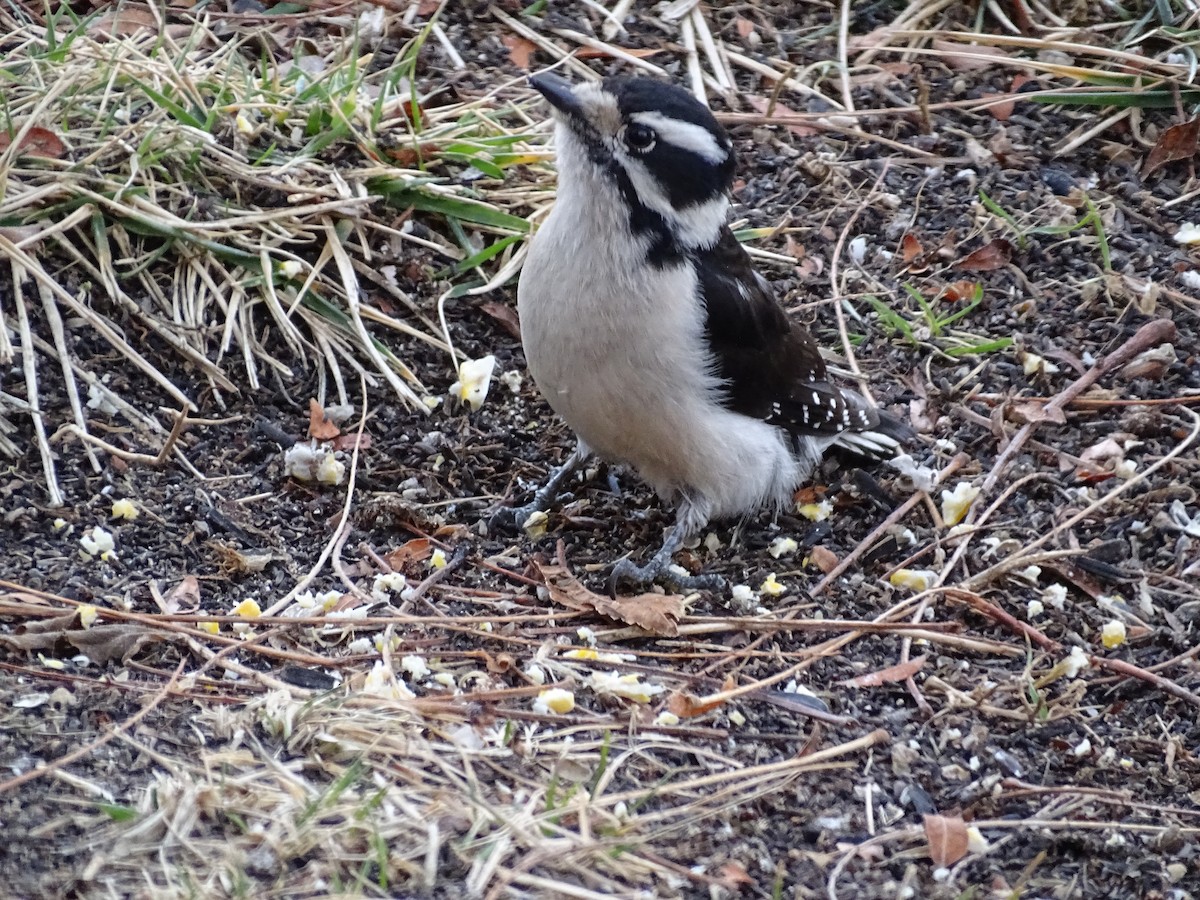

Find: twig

[828,161,892,393]
[10,259,62,506]
[980,318,1177,495]
[0,659,184,796]
[1088,655,1200,710]
[836,0,854,113]
[262,378,369,616]
[813,452,969,595]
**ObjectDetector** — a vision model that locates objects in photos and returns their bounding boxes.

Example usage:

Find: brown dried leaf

[847,25,899,51]
[384,538,432,570]
[534,558,685,636]
[716,861,755,888]
[163,575,201,614]
[982,91,1014,122]
[666,690,726,718]
[900,232,924,264]
[931,39,1011,72]
[0,126,65,159]
[793,485,826,506]
[743,96,819,137]
[809,545,839,574]
[924,813,969,867]
[331,432,371,452]
[604,593,686,636]
[955,239,1013,272]
[89,6,159,37]
[1142,116,1199,178]
[502,34,537,70]
[839,655,927,688]
[1009,400,1067,425]
[307,398,340,441]
[1,618,157,665]
[386,142,441,168]
[480,300,522,340]
[942,280,980,302]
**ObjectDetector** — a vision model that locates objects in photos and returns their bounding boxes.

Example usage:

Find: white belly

[516,188,808,524]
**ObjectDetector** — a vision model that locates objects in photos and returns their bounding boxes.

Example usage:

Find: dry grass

[0,2,546,502]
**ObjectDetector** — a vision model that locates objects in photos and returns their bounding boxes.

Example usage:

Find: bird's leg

[490,442,591,533]
[608,501,725,595]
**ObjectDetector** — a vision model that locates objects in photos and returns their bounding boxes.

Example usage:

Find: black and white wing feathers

[695,227,906,457]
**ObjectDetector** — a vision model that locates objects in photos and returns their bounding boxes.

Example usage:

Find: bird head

[529,73,734,256]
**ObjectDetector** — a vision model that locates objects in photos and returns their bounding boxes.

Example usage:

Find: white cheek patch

[629,111,729,164]
[621,158,728,248]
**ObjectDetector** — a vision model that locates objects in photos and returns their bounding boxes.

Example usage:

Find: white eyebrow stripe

[628,111,728,164]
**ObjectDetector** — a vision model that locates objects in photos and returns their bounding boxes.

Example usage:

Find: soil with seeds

[2,3,1199,899]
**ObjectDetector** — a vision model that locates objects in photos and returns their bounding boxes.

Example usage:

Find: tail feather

[832,406,913,462]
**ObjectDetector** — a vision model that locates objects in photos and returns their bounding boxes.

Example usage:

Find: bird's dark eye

[624,123,656,152]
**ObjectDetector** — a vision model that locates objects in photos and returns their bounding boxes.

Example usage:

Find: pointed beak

[529,72,586,118]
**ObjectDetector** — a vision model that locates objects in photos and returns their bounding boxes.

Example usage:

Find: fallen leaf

[924,813,970,867]
[942,280,980,302]
[716,861,755,888]
[89,6,159,37]
[955,239,1013,272]
[534,552,685,637]
[839,655,927,688]
[734,16,755,38]
[847,24,899,51]
[1008,400,1067,425]
[384,538,433,571]
[331,432,372,452]
[809,545,839,574]
[163,575,201,613]
[0,127,65,159]
[502,34,537,70]
[480,300,522,340]
[604,592,686,636]
[385,142,441,168]
[744,96,819,137]
[417,0,440,14]
[307,399,340,441]
[982,91,1014,122]
[932,39,1011,72]
[0,614,159,665]
[1142,116,1199,178]
[433,523,471,540]
[208,540,275,574]
[793,485,827,506]
[900,232,924,264]
[666,690,727,718]
[401,99,425,129]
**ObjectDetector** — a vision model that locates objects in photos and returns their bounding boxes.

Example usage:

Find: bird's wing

[695,227,879,436]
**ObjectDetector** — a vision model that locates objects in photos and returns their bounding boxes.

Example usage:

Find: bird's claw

[607,555,725,596]
[488,504,539,535]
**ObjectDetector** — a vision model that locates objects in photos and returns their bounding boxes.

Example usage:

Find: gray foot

[489,443,591,535]
[608,545,725,595]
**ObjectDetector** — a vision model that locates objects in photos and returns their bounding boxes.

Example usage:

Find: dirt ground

[2,1,1199,898]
